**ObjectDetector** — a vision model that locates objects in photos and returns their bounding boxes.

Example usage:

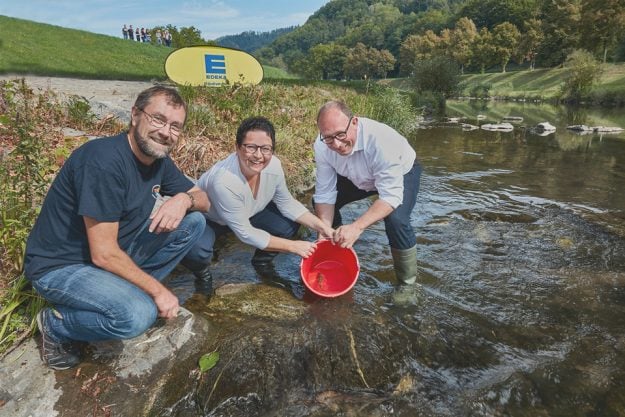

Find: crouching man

[24,86,209,370]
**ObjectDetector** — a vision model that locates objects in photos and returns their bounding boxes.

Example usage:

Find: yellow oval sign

[165,46,264,87]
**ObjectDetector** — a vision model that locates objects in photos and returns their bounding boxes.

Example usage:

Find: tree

[411,55,461,97]
[516,18,543,70]
[298,43,348,79]
[344,43,395,80]
[491,22,520,72]
[398,30,441,75]
[450,17,478,74]
[539,0,582,66]
[580,0,625,63]
[176,26,206,47]
[471,27,496,73]
[560,49,603,102]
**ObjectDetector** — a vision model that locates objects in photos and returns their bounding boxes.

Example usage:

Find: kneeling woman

[184,116,334,291]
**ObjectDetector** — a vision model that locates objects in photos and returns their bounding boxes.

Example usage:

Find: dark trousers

[182,202,300,270]
[331,162,422,250]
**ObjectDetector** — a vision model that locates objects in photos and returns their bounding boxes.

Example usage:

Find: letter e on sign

[205,55,226,75]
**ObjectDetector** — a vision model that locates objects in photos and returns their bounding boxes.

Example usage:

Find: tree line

[255,0,625,80]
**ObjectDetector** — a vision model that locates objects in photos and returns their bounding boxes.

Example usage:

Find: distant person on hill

[146,29,152,43]
[128,24,134,41]
[313,100,422,285]
[24,86,210,370]
[135,28,140,41]
[156,29,162,45]
[182,116,334,292]
[164,30,172,47]
[140,28,145,42]
[122,24,128,40]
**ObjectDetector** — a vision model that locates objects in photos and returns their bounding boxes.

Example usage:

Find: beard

[134,131,172,159]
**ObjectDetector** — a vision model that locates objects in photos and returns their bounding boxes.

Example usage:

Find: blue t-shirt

[24,133,194,281]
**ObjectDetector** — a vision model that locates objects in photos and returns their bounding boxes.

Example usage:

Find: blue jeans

[332,162,421,250]
[183,202,300,270]
[31,212,205,343]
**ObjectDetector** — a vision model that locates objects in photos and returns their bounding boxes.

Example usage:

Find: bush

[411,56,462,98]
[560,49,603,103]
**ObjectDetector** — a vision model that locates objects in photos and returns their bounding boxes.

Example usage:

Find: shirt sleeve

[159,158,195,195]
[206,176,271,250]
[272,170,308,221]
[312,140,338,205]
[75,163,126,221]
[369,143,406,209]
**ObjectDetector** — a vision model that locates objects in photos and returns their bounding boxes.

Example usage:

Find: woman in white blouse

[183,116,334,291]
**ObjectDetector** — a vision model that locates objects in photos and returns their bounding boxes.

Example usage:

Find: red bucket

[300,240,360,298]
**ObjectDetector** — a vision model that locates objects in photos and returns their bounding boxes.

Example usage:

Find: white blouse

[197,153,308,249]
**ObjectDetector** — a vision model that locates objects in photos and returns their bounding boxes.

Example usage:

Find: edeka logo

[165,46,264,87]
[205,54,226,80]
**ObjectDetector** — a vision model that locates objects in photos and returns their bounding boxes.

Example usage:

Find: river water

[168,102,625,416]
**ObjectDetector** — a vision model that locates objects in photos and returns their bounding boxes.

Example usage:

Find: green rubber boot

[391,245,418,285]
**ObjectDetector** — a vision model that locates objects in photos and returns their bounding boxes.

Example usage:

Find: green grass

[0,15,295,81]
[263,65,299,79]
[0,15,172,80]
[382,64,625,102]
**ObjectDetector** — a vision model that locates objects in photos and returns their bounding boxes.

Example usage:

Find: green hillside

[0,15,289,81]
[0,15,172,80]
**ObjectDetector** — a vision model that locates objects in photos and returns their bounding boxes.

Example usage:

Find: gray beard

[135,134,170,159]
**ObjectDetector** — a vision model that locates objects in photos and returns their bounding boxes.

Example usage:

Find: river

[166,101,625,416]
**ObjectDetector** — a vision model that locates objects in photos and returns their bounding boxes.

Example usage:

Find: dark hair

[134,86,187,114]
[236,116,276,148]
[317,100,353,123]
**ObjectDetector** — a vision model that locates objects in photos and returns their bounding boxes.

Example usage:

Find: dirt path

[0,74,156,122]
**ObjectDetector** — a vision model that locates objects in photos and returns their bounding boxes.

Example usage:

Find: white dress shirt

[197,153,308,249]
[313,117,416,208]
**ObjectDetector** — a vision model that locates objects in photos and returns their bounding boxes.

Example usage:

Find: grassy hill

[0,15,293,81]
[0,15,173,80]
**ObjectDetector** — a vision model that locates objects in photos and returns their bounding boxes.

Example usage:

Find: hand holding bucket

[300,239,360,298]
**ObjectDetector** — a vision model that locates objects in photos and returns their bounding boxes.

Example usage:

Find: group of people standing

[25,86,422,370]
[122,24,172,46]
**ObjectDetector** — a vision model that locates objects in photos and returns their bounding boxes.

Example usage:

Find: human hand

[332,224,363,249]
[318,225,335,240]
[149,193,190,233]
[153,287,180,319]
[292,240,318,258]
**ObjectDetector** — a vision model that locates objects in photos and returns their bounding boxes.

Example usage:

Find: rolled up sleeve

[313,142,338,204]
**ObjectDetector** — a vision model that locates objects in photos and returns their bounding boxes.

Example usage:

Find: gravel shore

[0,74,157,122]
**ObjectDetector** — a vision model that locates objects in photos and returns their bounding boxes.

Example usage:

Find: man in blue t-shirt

[24,86,210,370]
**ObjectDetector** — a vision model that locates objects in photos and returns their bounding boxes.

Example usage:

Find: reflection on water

[173,103,625,416]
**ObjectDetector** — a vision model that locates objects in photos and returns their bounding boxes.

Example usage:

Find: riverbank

[380,62,625,105]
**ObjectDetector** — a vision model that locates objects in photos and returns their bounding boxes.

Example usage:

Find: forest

[244,0,625,80]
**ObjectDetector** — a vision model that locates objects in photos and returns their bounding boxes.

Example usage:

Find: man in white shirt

[183,117,334,291]
[313,100,422,284]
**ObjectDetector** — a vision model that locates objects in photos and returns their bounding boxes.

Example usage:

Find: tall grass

[0,79,122,356]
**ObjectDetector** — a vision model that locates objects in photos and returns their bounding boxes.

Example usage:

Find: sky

[0,0,330,40]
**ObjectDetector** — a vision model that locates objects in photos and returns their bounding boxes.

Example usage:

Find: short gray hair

[316,100,353,124]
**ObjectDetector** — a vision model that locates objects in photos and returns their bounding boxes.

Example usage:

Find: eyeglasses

[241,144,273,155]
[319,116,353,144]
[138,108,183,137]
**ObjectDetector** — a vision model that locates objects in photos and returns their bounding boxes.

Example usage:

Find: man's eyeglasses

[241,144,273,155]
[319,116,353,144]
[138,108,182,137]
